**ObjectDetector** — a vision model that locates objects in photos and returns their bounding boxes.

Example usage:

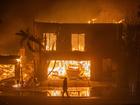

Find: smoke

[0,0,37,51]
[0,0,139,51]
[36,0,139,23]
[36,0,101,23]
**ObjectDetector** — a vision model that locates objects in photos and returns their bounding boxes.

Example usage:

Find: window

[72,33,85,51]
[47,60,90,80]
[42,33,56,51]
[47,60,90,97]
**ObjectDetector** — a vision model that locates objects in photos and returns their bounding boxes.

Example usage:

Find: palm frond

[16,30,29,37]
[27,41,36,52]
[16,29,45,51]
[28,35,44,49]
[16,30,29,47]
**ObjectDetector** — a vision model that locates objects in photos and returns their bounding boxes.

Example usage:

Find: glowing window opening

[42,33,56,51]
[0,64,15,81]
[72,33,85,51]
[47,60,90,80]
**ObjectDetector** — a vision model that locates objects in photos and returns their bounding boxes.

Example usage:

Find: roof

[0,55,20,64]
[34,20,122,25]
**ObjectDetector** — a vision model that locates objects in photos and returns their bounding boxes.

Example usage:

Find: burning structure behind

[31,22,122,96]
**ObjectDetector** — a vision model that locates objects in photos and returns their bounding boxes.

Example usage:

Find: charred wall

[34,22,122,81]
[35,22,122,59]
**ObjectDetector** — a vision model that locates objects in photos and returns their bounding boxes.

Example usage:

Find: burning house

[0,49,34,89]
[0,54,20,86]
[0,21,123,97]
[0,56,19,81]
[33,22,122,97]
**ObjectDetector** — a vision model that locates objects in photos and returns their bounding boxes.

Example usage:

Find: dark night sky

[0,0,140,52]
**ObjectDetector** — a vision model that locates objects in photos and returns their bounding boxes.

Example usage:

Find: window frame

[71,33,85,52]
[42,32,57,51]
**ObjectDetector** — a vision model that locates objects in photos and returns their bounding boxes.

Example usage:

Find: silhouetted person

[62,77,69,97]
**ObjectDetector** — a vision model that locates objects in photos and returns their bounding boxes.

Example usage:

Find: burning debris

[0,64,15,81]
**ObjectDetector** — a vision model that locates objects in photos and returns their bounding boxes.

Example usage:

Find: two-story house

[33,22,122,97]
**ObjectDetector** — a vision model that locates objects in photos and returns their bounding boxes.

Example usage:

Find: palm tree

[16,29,57,85]
[16,29,45,85]
[16,29,44,52]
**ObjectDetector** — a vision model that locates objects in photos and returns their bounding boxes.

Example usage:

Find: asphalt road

[0,96,140,105]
